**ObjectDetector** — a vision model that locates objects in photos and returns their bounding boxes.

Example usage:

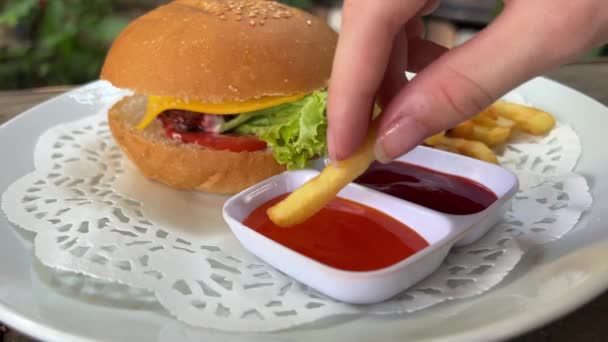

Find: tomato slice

[166,130,267,152]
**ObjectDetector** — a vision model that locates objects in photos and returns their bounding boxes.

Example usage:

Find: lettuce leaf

[219,91,327,170]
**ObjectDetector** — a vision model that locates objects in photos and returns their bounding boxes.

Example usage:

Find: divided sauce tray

[223,146,518,304]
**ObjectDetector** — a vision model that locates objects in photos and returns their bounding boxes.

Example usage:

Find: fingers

[379,18,447,106]
[378,26,409,109]
[419,0,440,16]
[327,0,429,161]
[378,19,444,109]
[407,39,448,73]
[374,2,564,162]
[405,17,425,38]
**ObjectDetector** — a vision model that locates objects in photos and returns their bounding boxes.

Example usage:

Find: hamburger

[101,0,337,194]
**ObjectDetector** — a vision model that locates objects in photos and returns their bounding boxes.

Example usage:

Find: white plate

[0,76,607,342]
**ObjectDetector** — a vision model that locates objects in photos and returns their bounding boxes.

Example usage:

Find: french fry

[267,123,378,227]
[471,125,511,146]
[446,137,498,164]
[432,144,460,154]
[472,108,515,129]
[428,101,555,163]
[426,135,498,164]
[448,121,510,146]
[479,107,498,120]
[471,114,498,127]
[491,101,556,135]
[495,116,516,128]
[448,120,475,138]
[424,131,445,146]
[457,139,498,163]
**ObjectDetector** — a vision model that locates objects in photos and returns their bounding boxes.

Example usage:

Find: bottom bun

[108,95,286,194]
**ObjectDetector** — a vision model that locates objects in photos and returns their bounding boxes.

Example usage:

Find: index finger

[327,0,428,161]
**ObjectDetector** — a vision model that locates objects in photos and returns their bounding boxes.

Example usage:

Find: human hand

[327,0,608,162]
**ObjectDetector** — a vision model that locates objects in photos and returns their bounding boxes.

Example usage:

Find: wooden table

[1,60,607,341]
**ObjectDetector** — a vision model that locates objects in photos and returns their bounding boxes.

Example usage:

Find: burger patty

[159,109,229,134]
[157,110,267,152]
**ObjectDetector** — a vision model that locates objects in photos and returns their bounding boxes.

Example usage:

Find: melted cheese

[136,93,306,130]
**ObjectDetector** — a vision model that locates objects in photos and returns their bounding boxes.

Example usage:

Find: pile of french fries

[268,100,556,227]
[424,100,556,164]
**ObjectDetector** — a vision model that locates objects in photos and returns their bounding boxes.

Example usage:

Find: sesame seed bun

[100,0,338,103]
[108,95,286,194]
[102,0,337,194]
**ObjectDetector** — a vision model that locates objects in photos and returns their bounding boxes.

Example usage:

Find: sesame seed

[236,15,242,21]
[306,19,312,25]
[196,0,299,21]
[249,19,256,26]
[259,19,265,25]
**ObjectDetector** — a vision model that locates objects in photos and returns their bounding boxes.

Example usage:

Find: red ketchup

[244,194,429,272]
[355,161,497,215]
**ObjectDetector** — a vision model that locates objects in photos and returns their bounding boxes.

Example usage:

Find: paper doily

[1,82,592,331]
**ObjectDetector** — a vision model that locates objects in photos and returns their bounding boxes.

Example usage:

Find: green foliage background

[1,0,603,90]
[0,0,131,89]
[0,0,314,90]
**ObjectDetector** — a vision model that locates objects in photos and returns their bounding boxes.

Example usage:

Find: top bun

[100,0,338,103]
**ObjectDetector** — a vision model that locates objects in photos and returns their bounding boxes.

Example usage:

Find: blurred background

[0,0,606,90]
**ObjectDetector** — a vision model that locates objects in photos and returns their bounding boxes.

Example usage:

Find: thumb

[374,2,569,162]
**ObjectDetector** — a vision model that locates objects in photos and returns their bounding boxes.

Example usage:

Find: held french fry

[491,101,556,135]
[267,123,378,227]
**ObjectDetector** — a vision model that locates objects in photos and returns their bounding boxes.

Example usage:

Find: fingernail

[374,119,403,163]
[375,116,424,163]
[374,137,391,164]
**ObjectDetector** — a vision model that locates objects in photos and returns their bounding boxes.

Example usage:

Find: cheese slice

[136,93,306,130]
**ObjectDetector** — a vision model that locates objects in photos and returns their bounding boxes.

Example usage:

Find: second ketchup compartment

[355,161,498,215]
